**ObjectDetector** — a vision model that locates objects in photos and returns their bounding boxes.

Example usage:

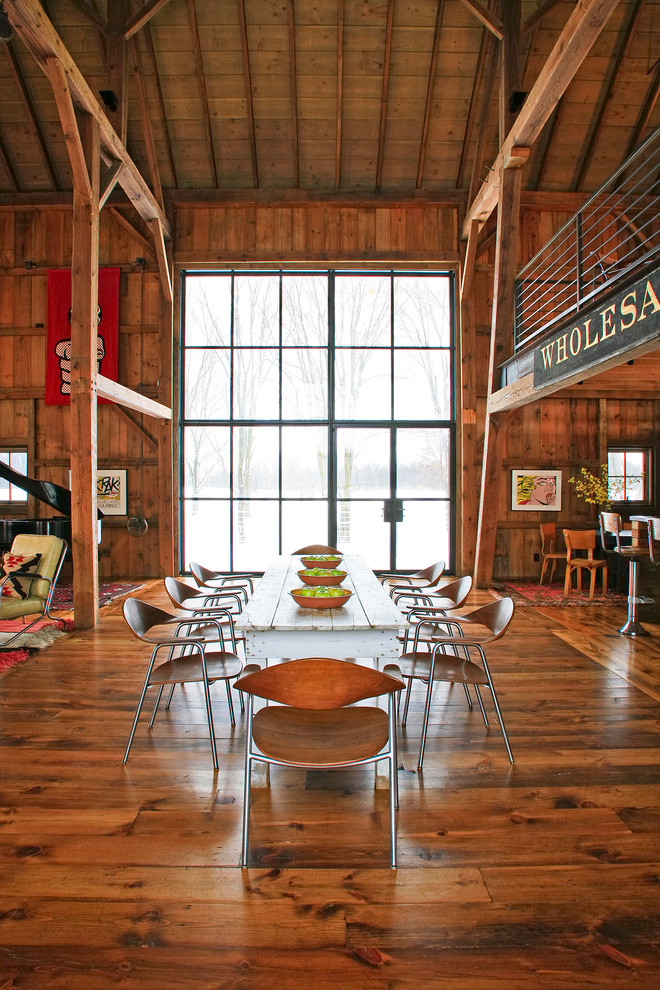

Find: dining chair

[189,562,256,596]
[539,522,565,585]
[234,657,404,868]
[394,575,474,645]
[122,598,243,769]
[378,560,446,595]
[398,597,515,768]
[563,529,607,599]
[292,544,342,555]
[647,517,660,565]
[599,512,649,636]
[0,534,68,646]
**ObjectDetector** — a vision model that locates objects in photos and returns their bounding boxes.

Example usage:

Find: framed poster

[511,470,562,511]
[96,469,127,515]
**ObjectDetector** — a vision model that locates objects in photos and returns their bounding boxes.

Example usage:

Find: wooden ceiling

[1,0,660,202]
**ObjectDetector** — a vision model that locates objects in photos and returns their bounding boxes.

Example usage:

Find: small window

[607,448,652,504]
[0,451,28,502]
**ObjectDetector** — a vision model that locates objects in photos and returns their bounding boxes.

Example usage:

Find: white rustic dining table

[235,554,408,660]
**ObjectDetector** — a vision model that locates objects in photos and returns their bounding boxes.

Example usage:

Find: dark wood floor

[1,580,659,988]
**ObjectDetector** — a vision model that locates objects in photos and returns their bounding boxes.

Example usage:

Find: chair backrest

[648,517,660,563]
[539,522,557,552]
[234,657,404,709]
[464,597,515,641]
[599,511,623,551]
[417,560,446,586]
[564,529,597,557]
[293,544,341,555]
[164,575,201,609]
[190,562,214,587]
[123,597,174,640]
[8,534,66,600]
[435,574,472,607]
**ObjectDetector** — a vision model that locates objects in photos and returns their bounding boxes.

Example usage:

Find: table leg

[619,558,650,637]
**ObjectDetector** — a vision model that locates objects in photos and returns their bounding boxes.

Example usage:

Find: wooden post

[70,111,100,627]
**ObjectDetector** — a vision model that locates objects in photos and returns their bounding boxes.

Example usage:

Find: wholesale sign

[533,270,660,388]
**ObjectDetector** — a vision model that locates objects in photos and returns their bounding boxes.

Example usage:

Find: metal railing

[514,124,660,352]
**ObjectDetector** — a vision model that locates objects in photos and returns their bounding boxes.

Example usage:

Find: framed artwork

[511,470,562,512]
[70,469,127,516]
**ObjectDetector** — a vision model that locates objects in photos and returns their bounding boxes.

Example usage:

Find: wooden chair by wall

[563,529,607,599]
[539,522,565,585]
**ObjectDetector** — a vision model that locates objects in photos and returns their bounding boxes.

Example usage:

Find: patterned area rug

[491,581,628,607]
[0,648,31,672]
[0,617,74,650]
[51,581,144,610]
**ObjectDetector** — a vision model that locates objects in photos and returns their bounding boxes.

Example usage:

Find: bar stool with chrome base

[599,512,650,637]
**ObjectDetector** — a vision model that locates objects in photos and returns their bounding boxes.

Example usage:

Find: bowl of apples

[299,553,343,569]
[297,566,347,586]
[290,586,352,609]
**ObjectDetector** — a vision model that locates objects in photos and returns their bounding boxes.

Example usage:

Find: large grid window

[180,270,456,572]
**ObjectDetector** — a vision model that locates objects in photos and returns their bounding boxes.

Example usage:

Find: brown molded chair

[122,598,243,769]
[0,534,68,646]
[234,657,404,868]
[539,522,565,585]
[189,562,256,597]
[563,529,607,599]
[395,574,473,644]
[398,597,515,768]
[379,560,446,595]
[293,544,342,555]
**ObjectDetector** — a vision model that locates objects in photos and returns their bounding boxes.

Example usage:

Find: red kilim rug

[51,581,144,610]
[0,649,30,672]
[491,581,628,607]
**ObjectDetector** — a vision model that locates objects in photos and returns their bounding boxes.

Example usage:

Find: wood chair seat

[252,705,390,766]
[398,650,488,686]
[147,651,243,686]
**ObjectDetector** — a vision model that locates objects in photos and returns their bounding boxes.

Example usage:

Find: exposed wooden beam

[97,374,172,419]
[149,217,172,304]
[105,0,128,144]
[3,42,59,190]
[499,0,522,141]
[375,0,395,190]
[142,18,177,188]
[460,0,503,40]
[456,1,494,190]
[237,0,258,188]
[111,405,158,450]
[460,218,481,305]
[0,131,20,192]
[521,0,562,35]
[462,0,620,238]
[130,32,164,209]
[99,160,123,209]
[66,0,108,35]
[186,0,217,188]
[287,0,300,189]
[335,0,344,188]
[46,56,92,200]
[124,0,171,41]
[7,0,171,237]
[574,0,646,191]
[107,206,157,259]
[416,0,445,189]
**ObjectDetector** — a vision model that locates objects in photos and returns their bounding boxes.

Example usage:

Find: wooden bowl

[298,568,347,586]
[300,555,343,569]
[290,588,352,609]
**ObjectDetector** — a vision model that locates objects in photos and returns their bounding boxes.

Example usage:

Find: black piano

[0,462,102,554]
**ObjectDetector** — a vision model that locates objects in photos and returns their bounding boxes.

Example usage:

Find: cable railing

[514,124,660,352]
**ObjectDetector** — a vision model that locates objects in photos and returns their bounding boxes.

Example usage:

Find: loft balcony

[499,124,660,403]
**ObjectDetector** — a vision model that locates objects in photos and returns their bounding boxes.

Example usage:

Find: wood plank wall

[1,198,655,581]
[0,205,163,579]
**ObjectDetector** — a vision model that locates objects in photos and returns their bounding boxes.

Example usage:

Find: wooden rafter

[106,0,128,144]
[124,0,172,41]
[130,32,164,208]
[97,374,172,419]
[66,0,108,35]
[237,0,258,187]
[375,0,394,190]
[46,57,92,199]
[0,131,20,191]
[7,0,171,236]
[468,28,498,206]
[574,0,646,191]
[287,0,300,189]
[621,51,660,161]
[186,0,218,188]
[456,0,494,191]
[335,0,344,188]
[142,20,177,188]
[459,0,503,41]
[3,43,59,189]
[416,0,445,189]
[99,160,123,209]
[149,217,172,304]
[462,0,620,237]
[521,0,562,35]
